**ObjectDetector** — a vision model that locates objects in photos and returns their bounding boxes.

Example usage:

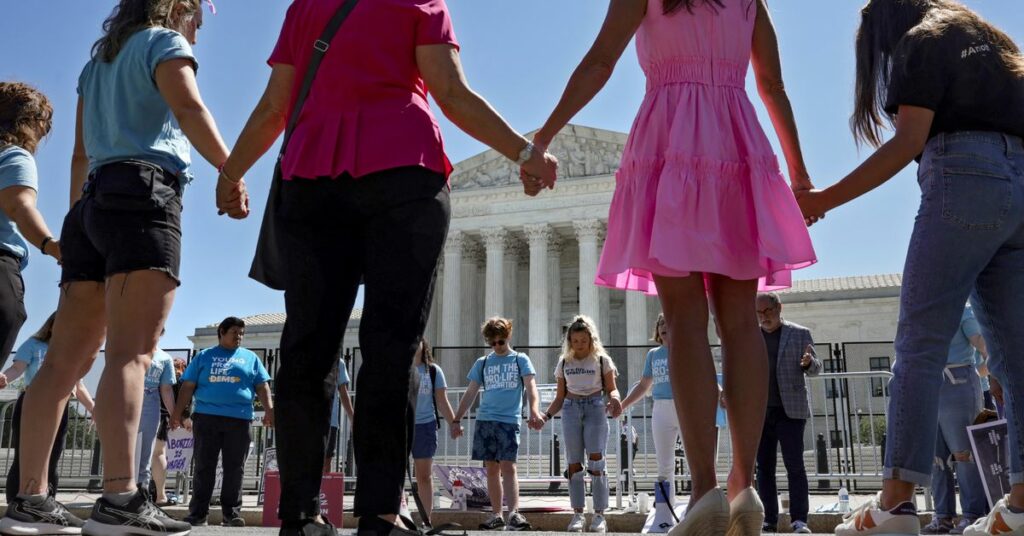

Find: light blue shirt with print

[468,351,536,425]
[330,360,351,428]
[181,346,271,420]
[78,27,198,184]
[947,306,982,366]
[642,346,672,400]
[13,337,47,388]
[145,349,176,389]
[416,363,447,425]
[0,146,38,269]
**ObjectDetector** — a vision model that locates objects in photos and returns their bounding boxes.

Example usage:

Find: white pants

[652,399,681,481]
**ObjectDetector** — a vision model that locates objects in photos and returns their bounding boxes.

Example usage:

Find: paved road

[190,530,833,536]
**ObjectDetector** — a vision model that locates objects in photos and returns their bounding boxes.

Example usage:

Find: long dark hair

[419,338,434,365]
[852,0,1024,147]
[664,0,724,14]
[92,0,200,62]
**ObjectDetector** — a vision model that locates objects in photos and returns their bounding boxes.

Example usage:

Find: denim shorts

[412,422,438,459]
[60,160,183,285]
[472,420,520,462]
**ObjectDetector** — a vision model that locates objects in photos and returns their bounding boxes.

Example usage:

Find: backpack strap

[429,364,441,430]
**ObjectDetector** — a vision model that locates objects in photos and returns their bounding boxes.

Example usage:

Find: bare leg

[152,439,168,503]
[500,462,519,513]
[19,282,106,495]
[486,462,502,515]
[95,271,176,494]
[653,274,718,503]
[414,458,433,522]
[707,274,767,501]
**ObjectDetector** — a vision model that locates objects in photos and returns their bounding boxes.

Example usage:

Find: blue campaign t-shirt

[642,346,672,400]
[415,363,447,425]
[467,351,536,425]
[13,337,47,388]
[145,349,177,389]
[181,346,270,420]
[78,27,198,184]
[0,146,38,269]
[947,306,982,366]
[330,360,351,428]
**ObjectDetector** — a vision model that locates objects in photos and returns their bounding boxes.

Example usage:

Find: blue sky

[1,0,1022,353]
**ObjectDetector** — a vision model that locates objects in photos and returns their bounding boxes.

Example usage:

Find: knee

[716,311,758,338]
[566,463,585,481]
[587,453,606,476]
[486,463,501,477]
[500,462,517,478]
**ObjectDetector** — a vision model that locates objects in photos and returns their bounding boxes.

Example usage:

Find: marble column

[481,227,508,318]
[574,219,605,330]
[545,234,563,384]
[440,231,465,372]
[525,224,552,377]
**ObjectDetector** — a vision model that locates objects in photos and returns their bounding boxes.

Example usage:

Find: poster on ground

[968,419,1011,507]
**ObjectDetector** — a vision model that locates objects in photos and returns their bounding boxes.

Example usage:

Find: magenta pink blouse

[269,0,459,180]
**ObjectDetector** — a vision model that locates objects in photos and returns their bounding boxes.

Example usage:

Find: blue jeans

[930,365,987,518]
[562,395,610,512]
[136,387,162,487]
[885,131,1024,486]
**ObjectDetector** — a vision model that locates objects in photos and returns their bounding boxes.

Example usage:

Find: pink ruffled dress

[597,0,816,293]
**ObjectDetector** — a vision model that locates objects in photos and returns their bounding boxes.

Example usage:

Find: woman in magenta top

[219,1,557,535]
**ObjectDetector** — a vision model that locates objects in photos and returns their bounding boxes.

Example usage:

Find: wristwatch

[514,142,535,166]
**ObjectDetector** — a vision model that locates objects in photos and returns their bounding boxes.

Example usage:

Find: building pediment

[450,124,627,191]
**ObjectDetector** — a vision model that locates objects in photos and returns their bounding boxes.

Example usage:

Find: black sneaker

[478,515,505,531]
[0,495,85,535]
[83,493,191,536]
[282,519,338,536]
[506,511,531,531]
[182,515,206,527]
[222,516,246,527]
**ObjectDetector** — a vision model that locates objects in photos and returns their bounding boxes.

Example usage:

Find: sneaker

[567,513,585,533]
[479,515,505,531]
[590,513,607,533]
[668,487,729,536]
[922,516,955,534]
[506,511,531,531]
[0,495,86,535]
[762,523,778,533]
[963,496,1024,536]
[726,487,764,536]
[949,517,977,535]
[182,515,207,527]
[289,519,340,536]
[83,493,191,536]
[222,517,246,527]
[792,520,812,534]
[834,493,919,536]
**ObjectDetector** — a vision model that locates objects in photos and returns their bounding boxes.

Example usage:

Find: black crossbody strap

[277,0,360,163]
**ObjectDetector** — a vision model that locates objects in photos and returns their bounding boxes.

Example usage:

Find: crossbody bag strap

[277,0,360,163]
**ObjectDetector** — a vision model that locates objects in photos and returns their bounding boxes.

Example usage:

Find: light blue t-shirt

[0,146,38,269]
[947,306,982,366]
[468,351,536,425]
[416,363,447,425]
[78,27,198,184]
[642,346,672,400]
[144,349,176,389]
[12,337,47,388]
[330,360,351,428]
[181,346,271,420]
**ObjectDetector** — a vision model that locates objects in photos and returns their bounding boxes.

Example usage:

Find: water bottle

[638,492,650,514]
[453,480,467,511]
[838,485,850,514]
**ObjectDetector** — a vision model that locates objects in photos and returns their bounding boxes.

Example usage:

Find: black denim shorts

[60,160,183,286]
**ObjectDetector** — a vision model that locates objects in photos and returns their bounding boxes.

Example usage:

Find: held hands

[263,407,275,428]
[519,138,559,197]
[527,409,546,431]
[450,420,464,439]
[800,344,814,369]
[605,397,623,419]
[169,414,182,431]
[216,172,250,219]
[795,189,829,227]
[42,239,62,264]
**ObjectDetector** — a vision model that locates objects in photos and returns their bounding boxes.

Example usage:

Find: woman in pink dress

[533,0,816,534]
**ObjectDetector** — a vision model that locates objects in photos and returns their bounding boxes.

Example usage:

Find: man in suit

[755,292,821,534]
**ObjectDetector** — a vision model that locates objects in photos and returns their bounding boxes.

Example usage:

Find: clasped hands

[519,138,559,197]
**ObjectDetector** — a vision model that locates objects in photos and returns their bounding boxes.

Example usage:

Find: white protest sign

[166,428,195,475]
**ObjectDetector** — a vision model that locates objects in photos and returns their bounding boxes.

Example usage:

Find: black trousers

[187,413,251,519]
[0,255,27,371]
[755,406,810,524]
[273,167,449,520]
[5,392,69,501]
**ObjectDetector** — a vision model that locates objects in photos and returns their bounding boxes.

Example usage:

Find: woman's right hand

[520,149,559,190]
[216,175,250,219]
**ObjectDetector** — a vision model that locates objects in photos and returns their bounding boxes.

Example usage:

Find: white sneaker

[590,514,608,533]
[726,487,764,536]
[963,496,1024,536]
[834,492,920,536]
[668,487,729,536]
[567,513,585,533]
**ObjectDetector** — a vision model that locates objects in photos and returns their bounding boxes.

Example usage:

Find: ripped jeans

[931,364,987,519]
[562,395,610,512]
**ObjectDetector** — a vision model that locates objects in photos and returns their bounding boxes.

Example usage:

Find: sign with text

[165,428,195,475]
[968,419,1011,507]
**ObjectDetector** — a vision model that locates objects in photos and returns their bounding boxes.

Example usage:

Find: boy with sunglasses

[452,317,542,531]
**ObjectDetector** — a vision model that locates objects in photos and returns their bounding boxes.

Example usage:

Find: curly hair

[481,317,513,341]
[0,82,53,154]
[93,0,201,62]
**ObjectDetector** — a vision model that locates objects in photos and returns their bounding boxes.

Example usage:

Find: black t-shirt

[885,24,1024,140]
[762,328,783,408]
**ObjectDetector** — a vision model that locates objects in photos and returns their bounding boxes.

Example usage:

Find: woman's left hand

[795,189,829,226]
[216,175,249,219]
[606,397,623,419]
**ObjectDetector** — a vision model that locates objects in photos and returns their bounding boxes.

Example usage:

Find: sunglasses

[488,339,507,347]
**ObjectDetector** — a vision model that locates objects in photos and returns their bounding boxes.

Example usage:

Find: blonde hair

[30,312,58,343]
[481,317,513,341]
[651,313,667,345]
[559,315,614,368]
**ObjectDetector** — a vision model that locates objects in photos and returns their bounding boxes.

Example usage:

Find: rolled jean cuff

[884,466,932,487]
[1011,472,1024,486]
